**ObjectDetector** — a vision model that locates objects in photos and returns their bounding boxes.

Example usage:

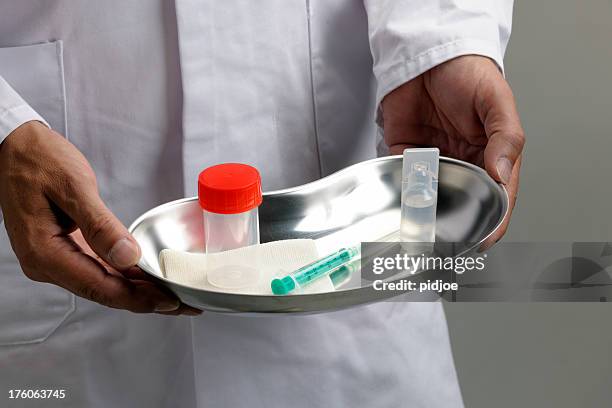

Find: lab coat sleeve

[0,75,50,145]
[364,0,514,108]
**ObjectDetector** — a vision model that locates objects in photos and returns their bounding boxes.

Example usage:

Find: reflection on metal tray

[129,156,508,313]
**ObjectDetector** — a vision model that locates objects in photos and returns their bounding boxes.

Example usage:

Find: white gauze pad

[159,239,334,295]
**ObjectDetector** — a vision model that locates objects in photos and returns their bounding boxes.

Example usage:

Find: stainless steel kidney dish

[128,156,508,313]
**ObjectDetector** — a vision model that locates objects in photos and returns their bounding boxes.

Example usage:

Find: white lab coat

[0,1,512,407]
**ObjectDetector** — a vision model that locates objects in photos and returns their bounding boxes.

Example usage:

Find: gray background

[444,1,612,407]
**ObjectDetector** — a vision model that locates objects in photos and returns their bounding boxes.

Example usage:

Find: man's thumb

[56,186,141,269]
[479,78,525,184]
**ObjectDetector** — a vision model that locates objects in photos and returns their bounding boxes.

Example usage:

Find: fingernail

[108,238,140,268]
[496,157,513,185]
[155,299,180,312]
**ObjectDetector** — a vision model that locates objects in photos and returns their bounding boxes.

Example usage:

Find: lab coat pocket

[0,41,74,346]
[0,41,67,135]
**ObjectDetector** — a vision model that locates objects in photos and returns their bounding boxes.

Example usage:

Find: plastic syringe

[271,246,360,295]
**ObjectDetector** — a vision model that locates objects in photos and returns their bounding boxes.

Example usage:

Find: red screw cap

[198,163,263,214]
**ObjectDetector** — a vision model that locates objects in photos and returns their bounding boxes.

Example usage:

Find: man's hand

[382,55,525,246]
[0,121,200,315]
